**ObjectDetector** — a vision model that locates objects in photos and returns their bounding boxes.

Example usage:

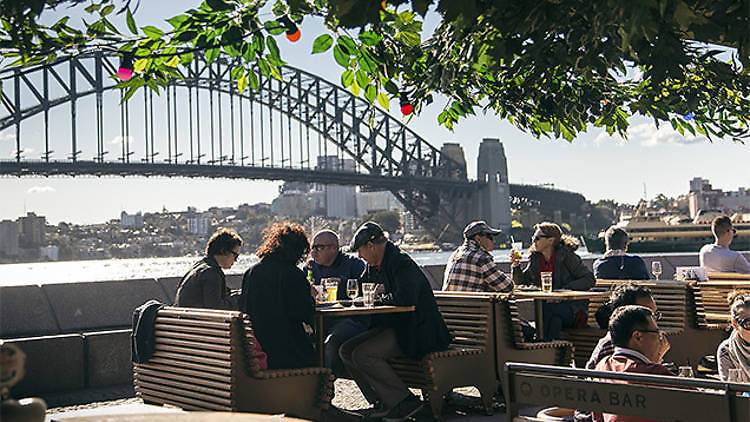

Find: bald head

[311,230,340,266]
[313,230,339,246]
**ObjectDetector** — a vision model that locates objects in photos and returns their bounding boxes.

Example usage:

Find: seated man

[593,227,650,280]
[340,222,450,422]
[443,220,514,292]
[593,305,672,422]
[700,216,750,274]
[303,229,367,376]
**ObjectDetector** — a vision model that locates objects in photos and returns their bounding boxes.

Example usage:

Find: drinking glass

[511,242,523,260]
[652,261,663,280]
[678,366,694,378]
[323,278,339,302]
[362,283,376,307]
[541,272,553,293]
[728,368,747,383]
[346,279,359,307]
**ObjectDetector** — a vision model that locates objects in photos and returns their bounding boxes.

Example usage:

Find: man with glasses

[443,220,514,292]
[175,227,242,309]
[303,229,367,376]
[699,216,750,274]
[592,306,672,422]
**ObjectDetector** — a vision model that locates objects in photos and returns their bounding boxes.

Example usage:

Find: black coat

[240,255,315,369]
[175,256,237,310]
[512,242,595,291]
[364,242,451,359]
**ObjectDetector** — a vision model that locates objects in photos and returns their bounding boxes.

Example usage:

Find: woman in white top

[716,291,750,381]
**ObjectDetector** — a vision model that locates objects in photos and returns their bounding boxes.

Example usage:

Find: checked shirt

[442,239,514,292]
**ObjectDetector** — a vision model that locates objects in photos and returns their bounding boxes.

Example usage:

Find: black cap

[350,221,385,251]
[463,220,502,239]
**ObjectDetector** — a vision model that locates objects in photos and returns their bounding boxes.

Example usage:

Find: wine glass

[678,366,694,378]
[346,279,359,307]
[652,261,663,280]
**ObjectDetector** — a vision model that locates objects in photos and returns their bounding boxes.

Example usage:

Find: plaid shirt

[442,239,514,292]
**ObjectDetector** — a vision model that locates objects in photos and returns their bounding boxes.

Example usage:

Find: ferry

[585,207,750,253]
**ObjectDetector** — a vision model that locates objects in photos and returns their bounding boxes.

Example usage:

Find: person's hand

[510,250,522,267]
[657,331,671,362]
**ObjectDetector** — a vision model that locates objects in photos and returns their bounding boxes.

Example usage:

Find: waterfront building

[355,189,404,217]
[120,211,144,229]
[689,177,750,218]
[0,220,19,257]
[39,245,59,261]
[317,156,357,219]
[187,214,211,235]
[18,212,46,248]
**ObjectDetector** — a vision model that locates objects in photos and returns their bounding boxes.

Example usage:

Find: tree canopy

[1,0,748,142]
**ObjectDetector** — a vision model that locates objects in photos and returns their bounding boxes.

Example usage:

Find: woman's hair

[595,283,653,329]
[530,222,580,252]
[205,227,242,256]
[256,222,310,264]
[728,290,750,321]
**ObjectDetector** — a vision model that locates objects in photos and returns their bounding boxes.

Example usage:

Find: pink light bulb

[117,67,133,81]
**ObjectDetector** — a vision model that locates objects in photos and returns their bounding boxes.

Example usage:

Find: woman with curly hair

[717,291,750,381]
[240,222,315,369]
[510,222,595,340]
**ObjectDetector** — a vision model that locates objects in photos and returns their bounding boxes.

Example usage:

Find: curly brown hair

[256,222,310,264]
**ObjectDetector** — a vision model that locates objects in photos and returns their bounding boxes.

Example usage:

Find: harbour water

[0,248,577,286]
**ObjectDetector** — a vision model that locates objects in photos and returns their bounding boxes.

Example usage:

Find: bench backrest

[133,306,262,411]
[506,363,750,422]
[692,281,750,328]
[434,292,494,353]
[595,280,688,331]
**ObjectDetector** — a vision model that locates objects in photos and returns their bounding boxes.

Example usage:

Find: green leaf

[377,92,390,109]
[350,80,360,96]
[333,45,350,68]
[133,58,148,72]
[222,26,244,45]
[365,84,376,103]
[384,80,399,95]
[179,53,194,66]
[358,50,377,73]
[238,74,248,93]
[355,69,369,88]
[358,31,381,46]
[395,31,420,48]
[266,36,281,61]
[166,14,189,30]
[338,35,356,54]
[84,4,100,13]
[175,30,198,42]
[247,70,259,90]
[312,34,333,54]
[341,69,354,87]
[100,4,115,16]
[206,0,233,11]
[142,26,164,40]
[263,20,285,35]
[205,48,220,63]
[165,56,179,67]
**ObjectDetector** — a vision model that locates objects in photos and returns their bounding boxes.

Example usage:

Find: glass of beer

[323,278,340,302]
[540,272,553,293]
[362,283,376,307]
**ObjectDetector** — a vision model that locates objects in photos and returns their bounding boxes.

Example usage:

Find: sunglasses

[311,243,336,251]
[736,318,750,330]
[230,250,240,259]
[481,233,495,240]
[533,234,553,242]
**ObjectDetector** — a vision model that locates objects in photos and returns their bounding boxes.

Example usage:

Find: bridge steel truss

[0,52,476,240]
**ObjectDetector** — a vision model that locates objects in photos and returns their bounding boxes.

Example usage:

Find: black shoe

[381,395,424,422]
[356,402,389,421]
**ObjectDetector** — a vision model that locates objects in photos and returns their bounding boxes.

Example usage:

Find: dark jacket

[363,242,451,359]
[512,238,595,291]
[593,255,650,280]
[304,251,367,300]
[240,255,316,369]
[175,256,237,309]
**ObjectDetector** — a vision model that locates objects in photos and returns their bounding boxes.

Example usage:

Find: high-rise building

[0,220,19,257]
[120,211,144,229]
[316,155,357,218]
[477,138,512,232]
[18,212,45,248]
[187,214,212,235]
[355,190,404,217]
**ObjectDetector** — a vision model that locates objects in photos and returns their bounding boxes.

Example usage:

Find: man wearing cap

[443,220,514,292]
[339,221,451,422]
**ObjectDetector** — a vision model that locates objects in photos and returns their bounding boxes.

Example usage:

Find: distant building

[0,220,19,257]
[39,245,59,261]
[187,214,211,235]
[18,212,45,248]
[317,156,357,218]
[271,185,325,217]
[120,211,144,229]
[355,190,403,217]
[688,177,750,217]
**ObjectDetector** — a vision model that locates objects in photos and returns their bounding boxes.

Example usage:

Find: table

[707,272,750,281]
[510,290,610,340]
[313,304,415,365]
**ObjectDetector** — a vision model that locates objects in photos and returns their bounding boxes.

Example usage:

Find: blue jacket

[304,251,366,300]
[593,255,650,280]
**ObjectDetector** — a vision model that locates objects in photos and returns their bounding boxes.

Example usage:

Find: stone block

[42,279,168,332]
[0,285,59,338]
[83,329,132,387]
[5,334,85,396]
[157,276,182,303]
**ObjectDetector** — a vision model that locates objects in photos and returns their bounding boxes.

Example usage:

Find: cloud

[110,135,134,145]
[630,123,706,147]
[0,130,13,142]
[27,186,56,194]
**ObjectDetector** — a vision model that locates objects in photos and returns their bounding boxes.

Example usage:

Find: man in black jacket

[340,222,450,422]
[175,227,242,309]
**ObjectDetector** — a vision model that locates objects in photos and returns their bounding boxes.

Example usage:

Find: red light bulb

[278,16,300,42]
[118,53,134,81]
[286,29,301,42]
[117,67,133,81]
[400,104,413,115]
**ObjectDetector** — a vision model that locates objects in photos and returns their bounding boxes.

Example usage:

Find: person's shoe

[358,402,390,421]
[381,395,424,422]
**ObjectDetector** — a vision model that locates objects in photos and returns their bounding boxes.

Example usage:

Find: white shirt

[699,244,750,274]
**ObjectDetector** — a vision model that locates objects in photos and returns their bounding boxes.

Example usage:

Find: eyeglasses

[230,250,240,260]
[533,234,552,242]
[735,318,750,330]
[481,233,495,240]
[635,328,661,335]
[312,243,336,251]
[733,228,738,236]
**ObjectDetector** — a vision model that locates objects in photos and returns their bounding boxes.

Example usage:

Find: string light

[117,52,134,81]
[400,93,413,116]
[277,16,300,42]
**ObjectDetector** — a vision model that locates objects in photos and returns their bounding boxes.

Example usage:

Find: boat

[585,204,750,253]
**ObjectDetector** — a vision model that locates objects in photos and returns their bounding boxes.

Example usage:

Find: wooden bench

[693,281,750,329]
[495,294,573,399]
[133,307,333,420]
[506,362,750,422]
[387,292,498,419]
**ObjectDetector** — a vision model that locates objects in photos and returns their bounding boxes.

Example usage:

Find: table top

[510,289,610,300]
[697,280,750,287]
[705,272,750,281]
[314,304,415,316]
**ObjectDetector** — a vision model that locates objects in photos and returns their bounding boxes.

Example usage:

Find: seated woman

[717,291,750,381]
[510,222,595,340]
[240,222,315,369]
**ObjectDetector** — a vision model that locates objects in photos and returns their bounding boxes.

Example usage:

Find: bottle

[306,260,314,284]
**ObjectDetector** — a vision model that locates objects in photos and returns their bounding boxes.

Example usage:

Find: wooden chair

[506,362,750,422]
[495,295,573,399]
[387,292,498,419]
[133,307,333,421]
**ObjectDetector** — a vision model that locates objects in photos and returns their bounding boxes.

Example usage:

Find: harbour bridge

[0,52,585,241]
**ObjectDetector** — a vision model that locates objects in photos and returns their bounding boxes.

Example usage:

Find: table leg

[316,314,325,366]
[534,299,544,341]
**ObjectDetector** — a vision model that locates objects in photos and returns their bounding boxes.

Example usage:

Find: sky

[1,1,748,225]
